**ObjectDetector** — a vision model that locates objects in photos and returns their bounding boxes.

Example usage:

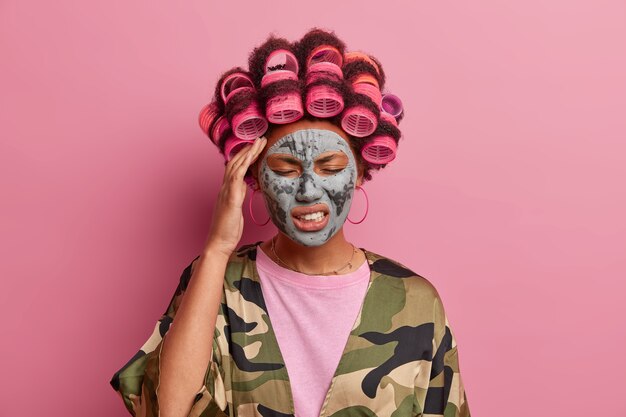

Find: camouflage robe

[110,241,471,417]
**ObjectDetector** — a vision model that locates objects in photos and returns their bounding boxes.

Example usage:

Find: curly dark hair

[201,27,403,185]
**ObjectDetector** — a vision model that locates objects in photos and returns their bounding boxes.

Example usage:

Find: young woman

[110,29,471,417]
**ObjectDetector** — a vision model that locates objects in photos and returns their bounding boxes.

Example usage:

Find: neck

[269,228,358,275]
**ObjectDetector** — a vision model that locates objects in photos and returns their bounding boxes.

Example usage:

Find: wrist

[202,240,235,260]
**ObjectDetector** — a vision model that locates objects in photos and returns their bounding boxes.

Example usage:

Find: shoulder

[364,248,442,303]
[364,249,455,344]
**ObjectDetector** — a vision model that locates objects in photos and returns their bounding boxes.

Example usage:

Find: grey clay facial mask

[259,129,357,247]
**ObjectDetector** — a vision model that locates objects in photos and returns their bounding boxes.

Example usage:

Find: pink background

[1,1,625,416]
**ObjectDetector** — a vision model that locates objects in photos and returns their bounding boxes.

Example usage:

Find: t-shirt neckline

[255,243,370,289]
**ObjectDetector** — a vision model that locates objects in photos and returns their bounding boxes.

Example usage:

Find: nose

[295,172,323,202]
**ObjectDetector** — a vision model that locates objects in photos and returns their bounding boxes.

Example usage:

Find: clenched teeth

[296,211,326,221]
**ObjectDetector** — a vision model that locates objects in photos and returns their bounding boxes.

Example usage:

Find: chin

[283,227,330,247]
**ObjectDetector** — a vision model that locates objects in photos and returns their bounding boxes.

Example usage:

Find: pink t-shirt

[255,246,371,417]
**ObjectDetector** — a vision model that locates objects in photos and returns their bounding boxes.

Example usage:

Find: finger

[228,137,264,174]
[238,137,267,181]
[249,136,267,164]
[226,142,253,171]
[224,143,254,178]
[231,144,256,182]
[233,138,266,180]
[230,137,264,178]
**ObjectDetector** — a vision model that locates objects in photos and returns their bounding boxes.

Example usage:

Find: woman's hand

[204,137,267,258]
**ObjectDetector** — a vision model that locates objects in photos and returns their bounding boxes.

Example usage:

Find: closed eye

[322,168,344,174]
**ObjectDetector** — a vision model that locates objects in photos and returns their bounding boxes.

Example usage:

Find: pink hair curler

[220,72,268,140]
[264,49,299,75]
[265,93,304,124]
[224,135,254,161]
[379,111,398,127]
[344,51,381,76]
[351,73,379,88]
[306,62,343,82]
[232,100,268,140]
[340,72,382,137]
[361,135,397,164]
[220,72,255,104]
[307,45,343,67]
[353,82,382,108]
[381,93,403,118]
[261,70,298,87]
[305,50,345,117]
[210,116,230,146]
[306,85,344,117]
[341,106,377,137]
[198,102,219,137]
[261,50,304,124]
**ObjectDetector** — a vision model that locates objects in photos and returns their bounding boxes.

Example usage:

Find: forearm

[158,246,230,417]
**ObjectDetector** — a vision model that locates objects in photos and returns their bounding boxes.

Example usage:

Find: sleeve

[420,294,471,417]
[109,255,230,417]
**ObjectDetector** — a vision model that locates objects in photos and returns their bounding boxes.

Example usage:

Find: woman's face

[252,119,363,246]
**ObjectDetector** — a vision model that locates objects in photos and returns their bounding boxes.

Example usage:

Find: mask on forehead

[259,128,357,246]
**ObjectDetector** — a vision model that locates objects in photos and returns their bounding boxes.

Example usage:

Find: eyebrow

[315,154,342,164]
[272,155,301,165]
[269,153,344,164]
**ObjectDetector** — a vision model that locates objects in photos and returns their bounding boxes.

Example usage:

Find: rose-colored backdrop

[1,1,625,416]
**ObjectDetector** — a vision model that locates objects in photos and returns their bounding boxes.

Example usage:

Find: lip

[291,203,330,217]
[291,203,330,232]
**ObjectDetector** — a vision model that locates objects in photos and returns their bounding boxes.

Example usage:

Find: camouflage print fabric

[110,241,471,417]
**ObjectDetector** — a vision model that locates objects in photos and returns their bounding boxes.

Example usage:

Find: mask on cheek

[259,129,357,246]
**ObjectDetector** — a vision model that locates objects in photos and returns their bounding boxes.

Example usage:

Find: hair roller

[343,52,385,91]
[341,108,377,137]
[345,51,380,73]
[198,102,220,142]
[198,101,230,147]
[340,51,391,137]
[302,45,345,117]
[248,36,294,86]
[379,111,398,127]
[362,136,397,164]
[260,48,304,124]
[211,116,230,146]
[344,51,386,89]
[395,110,405,124]
[307,45,343,67]
[353,83,382,107]
[232,99,268,140]
[223,134,253,161]
[340,81,382,137]
[219,71,268,140]
[294,28,346,76]
[367,54,387,89]
[220,71,254,103]
[294,29,347,118]
[360,119,401,164]
[351,73,379,88]
[198,103,231,146]
[380,93,404,124]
